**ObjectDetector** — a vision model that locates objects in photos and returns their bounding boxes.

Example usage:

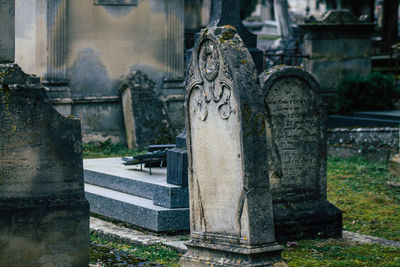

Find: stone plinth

[300,10,374,95]
[260,66,342,242]
[180,26,284,266]
[0,63,89,265]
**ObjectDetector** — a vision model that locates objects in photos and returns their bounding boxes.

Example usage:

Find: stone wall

[328,127,399,162]
[15,0,186,143]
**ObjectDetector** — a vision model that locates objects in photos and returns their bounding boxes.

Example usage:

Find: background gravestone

[260,66,342,242]
[119,70,174,149]
[0,1,89,265]
[300,10,374,105]
[180,26,284,266]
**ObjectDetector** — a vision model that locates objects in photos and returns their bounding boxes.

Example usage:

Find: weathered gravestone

[180,26,285,266]
[119,70,174,149]
[260,66,342,242]
[0,1,89,265]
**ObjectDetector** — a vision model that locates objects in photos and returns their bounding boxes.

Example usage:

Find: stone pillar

[180,26,284,267]
[274,0,292,39]
[260,66,342,242]
[44,0,72,115]
[0,1,89,265]
[163,0,185,132]
[0,0,14,63]
[300,10,375,104]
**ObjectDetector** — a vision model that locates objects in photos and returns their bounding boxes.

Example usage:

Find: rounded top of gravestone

[260,65,321,97]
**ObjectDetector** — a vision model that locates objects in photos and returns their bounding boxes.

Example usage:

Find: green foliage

[240,0,258,20]
[333,72,397,115]
[82,139,144,159]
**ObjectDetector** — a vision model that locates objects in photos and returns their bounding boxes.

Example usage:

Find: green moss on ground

[283,239,400,267]
[82,139,145,159]
[90,234,180,267]
[327,157,400,241]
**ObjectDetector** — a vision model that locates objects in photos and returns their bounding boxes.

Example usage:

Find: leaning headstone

[180,26,284,266]
[119,70,173,149]
[260,66,342,242]
[0,1,89,265]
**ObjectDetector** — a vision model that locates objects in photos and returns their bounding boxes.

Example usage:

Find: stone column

[163,0,185,132]
[44,0,72,116]
[0,0,14,63]
[180,26,284,267]
[0,1,89,264]
[274,0,292,39]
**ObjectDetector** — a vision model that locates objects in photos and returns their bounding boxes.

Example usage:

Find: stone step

[85,184,189,232]
[84,158,188,209]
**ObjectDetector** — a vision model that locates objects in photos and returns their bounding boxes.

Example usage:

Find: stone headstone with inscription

[260,66,342,242]
[119,70,173,149]
[0,1,89,265]
[180,26,285,267]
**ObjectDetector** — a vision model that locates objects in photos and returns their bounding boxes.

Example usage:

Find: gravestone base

[0,199,89,266]
[273,200,342,242]
[181,241,285,267]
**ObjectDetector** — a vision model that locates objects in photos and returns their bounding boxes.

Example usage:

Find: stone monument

[119,70,174,149]
[260,66,342,242]
[180,26,284,266]
[300,10,375,104]
[0,1,89,265]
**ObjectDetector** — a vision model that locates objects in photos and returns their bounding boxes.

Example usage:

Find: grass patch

[284,239,400,266]
[83,139,144,159]
[90,234,181,267]
[327,157,400,241]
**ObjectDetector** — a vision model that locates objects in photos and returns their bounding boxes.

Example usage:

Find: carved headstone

[119,70,173,149]
[180,26,284,266]
[260,66,342,242]
[0,1,89,264]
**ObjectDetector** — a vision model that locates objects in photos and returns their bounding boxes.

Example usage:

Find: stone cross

[0,0,14,63]
[208,0,264,73]
[180,25,284,266]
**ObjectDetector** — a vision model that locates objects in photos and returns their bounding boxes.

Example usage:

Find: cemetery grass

[83,139,145,158]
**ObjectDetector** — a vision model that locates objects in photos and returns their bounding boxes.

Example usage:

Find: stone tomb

[119,70,173,149]
[180,26,284,266]
[260,66,342,242]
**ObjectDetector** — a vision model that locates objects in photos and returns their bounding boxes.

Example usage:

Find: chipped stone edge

[342,231,400,248]
[89,217,188,253]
